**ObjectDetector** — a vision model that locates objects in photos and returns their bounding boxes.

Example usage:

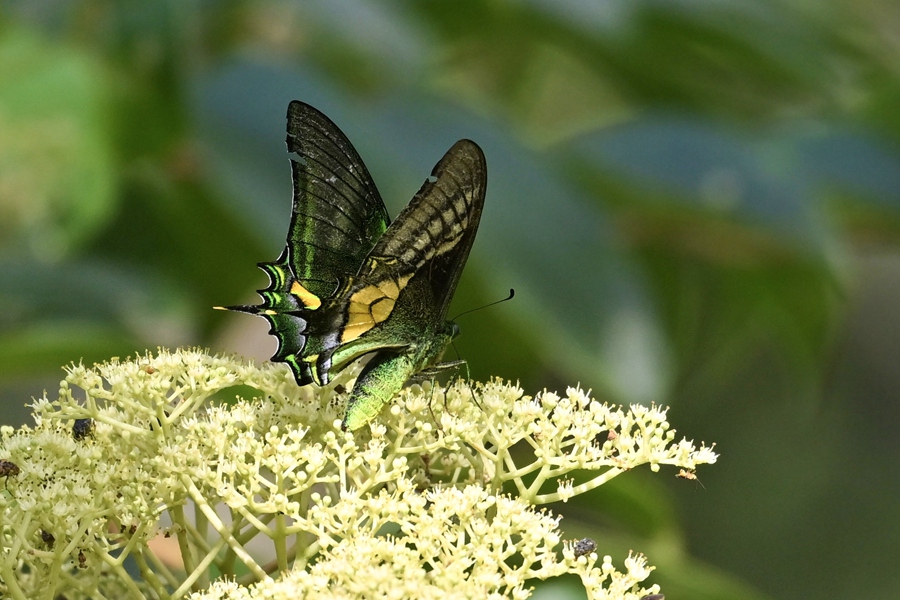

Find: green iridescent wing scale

[282,102,390,294]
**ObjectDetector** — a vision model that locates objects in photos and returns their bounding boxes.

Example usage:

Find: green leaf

[0,26,115,259]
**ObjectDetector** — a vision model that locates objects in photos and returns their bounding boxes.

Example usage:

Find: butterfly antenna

[451,288,515,321]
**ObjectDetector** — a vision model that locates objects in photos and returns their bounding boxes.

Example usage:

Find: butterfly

[219,101,486,430]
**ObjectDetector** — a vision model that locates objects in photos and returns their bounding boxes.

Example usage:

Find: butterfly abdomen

[342,324,457,430]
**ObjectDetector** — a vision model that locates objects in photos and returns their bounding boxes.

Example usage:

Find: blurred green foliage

[2,1,900,599]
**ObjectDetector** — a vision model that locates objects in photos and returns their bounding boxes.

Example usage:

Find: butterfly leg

[402,360,464,430]
[411,359,484,426]
[455,361,482,412]
[425,381,442,432]
[418,360,482,412]
[408,359,466,382]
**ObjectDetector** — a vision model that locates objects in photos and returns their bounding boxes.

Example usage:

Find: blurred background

[2,1,899,598]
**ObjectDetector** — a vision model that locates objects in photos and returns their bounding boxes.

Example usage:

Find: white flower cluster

[193,483,657,600]
[0,349,716,599]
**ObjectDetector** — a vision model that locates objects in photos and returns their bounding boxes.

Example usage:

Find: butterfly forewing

[313,140,486,381]
[283,102,390,297]
[379,139,486,321]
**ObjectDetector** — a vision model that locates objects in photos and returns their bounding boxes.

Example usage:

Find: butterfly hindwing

[220,102,390,384]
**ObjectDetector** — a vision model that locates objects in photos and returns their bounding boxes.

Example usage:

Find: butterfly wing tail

[216,252,317,386]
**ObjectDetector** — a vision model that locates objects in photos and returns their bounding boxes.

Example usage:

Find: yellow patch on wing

[341,274,411,343]
[290,281,321,309]
[377,278,401,300]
